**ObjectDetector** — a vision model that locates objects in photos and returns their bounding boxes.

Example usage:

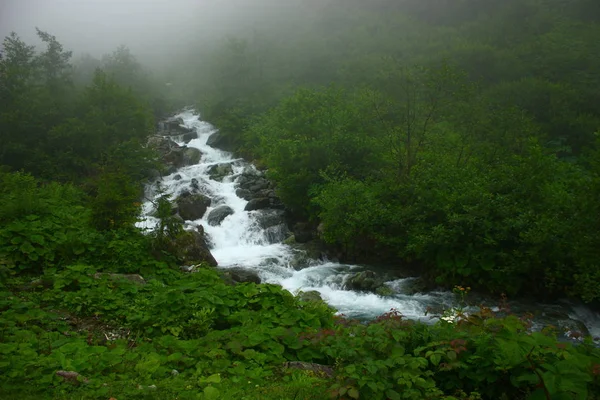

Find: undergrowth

[0,171,599,399]
[1,265,599,400]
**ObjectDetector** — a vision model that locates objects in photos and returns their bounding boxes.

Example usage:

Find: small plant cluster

[0,263,337,399]
[300,307,600,400]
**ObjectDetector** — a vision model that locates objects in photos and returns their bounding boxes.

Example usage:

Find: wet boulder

[163,148,184,168]
[289,239,328,261]
[146,137,198,169]
[249,181,269,192]
[292,222,314,243]
[235,188,253,200]
[147,135,179,153]
[180,130,197,143]
[238,175,269,191]
[176,192,211,221]
[242,166,263,176]
[163,117,186,132]
[256,209,286,229]
[398,277,428,295]
[221,267,261,285]
[345,270,385,292]
[297,290,323,303]
[208,163,233,181]
[244,198,271,211]
[256,189,277,199]
[169,229,218,267]
[182,147,201,166]
[267,196,285,209]
[206,130,235,151]
[207,205,234,226]
[166,127,196,137]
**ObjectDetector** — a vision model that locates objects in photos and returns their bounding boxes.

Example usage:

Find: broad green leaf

[204,373,221,384]
[19,241,35,254]
[348,387,359,399]
[203,386,220,400]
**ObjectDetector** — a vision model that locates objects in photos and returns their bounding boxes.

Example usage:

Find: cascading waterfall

[139,110,600,338]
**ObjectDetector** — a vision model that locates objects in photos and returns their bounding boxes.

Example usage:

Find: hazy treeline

[0,27,178,282]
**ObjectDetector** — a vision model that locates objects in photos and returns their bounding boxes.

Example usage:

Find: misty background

[0,0,315,65]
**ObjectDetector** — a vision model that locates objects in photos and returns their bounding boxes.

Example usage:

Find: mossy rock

[283,234,296,245]
[169,230,217,267]
[297,290,323,303]
[176,193,211,221]
[376,285,395,297]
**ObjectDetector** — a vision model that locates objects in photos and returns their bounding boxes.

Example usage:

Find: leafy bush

[2,268,599,399]
[0,172,98,274]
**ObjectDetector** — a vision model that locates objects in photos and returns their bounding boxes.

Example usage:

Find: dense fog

[0,0,315,63]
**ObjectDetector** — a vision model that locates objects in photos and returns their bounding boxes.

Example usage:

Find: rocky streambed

[138,110,600,342]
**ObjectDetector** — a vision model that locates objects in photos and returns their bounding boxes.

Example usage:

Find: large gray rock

[176,193,211,220]
[399,278,429,295]
[289,239,328,262]
[267,197,285,209]
[292,222,314,243]
[182,148,202,165]
[207,205,234,226]
[146,135,197,169]
[163,149,184,168]
[147,136,180,163]
[221,267,261,285]
[297,290,323,303]
[170,228,217,267]
[164,117,185,131]
[245,198,271,211]
[256,209,286,229]
[345,270,385,292]
[256,189,277,199]
[166,127,196,137]
[206,131,235,151]
[249,181,269,192]
[159,117,196,137]
[208,163,233,181]
[147,135,176,149]
[181,130,197,143]
[236,188,252,200]
[238,175,268,191]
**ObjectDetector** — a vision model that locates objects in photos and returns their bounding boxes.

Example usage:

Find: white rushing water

[138,110,600,334]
